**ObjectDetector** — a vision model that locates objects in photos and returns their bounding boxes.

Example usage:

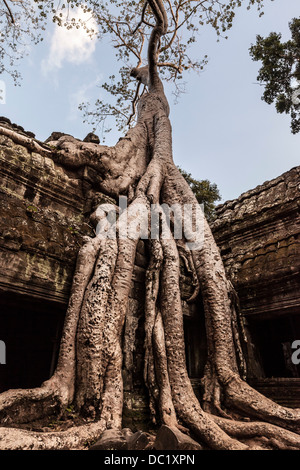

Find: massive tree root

[0,0,299,450]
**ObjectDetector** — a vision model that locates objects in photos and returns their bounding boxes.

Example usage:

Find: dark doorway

[184,308,207,379]
[0,291,65,393]
[248,314,300,378]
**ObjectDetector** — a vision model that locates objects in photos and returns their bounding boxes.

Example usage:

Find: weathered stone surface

[89,429,128,450]
[89,429,155,451]
[154,425,202,450]
[211,166,300,402]
[45,131,70,143]
[211,166,300,319]
[122,391,151,431]
[248,378,300,409]
[0,116,35,138]
[0,130,92,304]
[127,430,155,450]
[83,132,100,144]
[121,427,134,440]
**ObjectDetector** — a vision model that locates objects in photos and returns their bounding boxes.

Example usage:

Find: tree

[0,0,49,83]
[178,167,221,221]
[250,17,300,134]
[0,0,300,451]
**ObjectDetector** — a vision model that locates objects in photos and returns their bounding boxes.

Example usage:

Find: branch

[147,0,168,89]
[2,0,14,24]
[169,0,208,34]
[132,1,152,35]
[114,21,141,61]
[157,61,183,74]
[160,0,179,53]
[127,81,141,126]
[148,0,168,30]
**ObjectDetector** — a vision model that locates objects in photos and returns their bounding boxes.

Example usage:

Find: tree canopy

[250,17,300,134]
[2,0,267,132]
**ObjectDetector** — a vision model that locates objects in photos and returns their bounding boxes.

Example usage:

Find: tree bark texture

[0,0,299,450]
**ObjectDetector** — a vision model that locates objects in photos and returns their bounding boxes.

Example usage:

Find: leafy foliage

[1,0,268,131]
[250,17,300,134]
[178,166,221,220]
[0,0,49,84]
[77,0,269,134]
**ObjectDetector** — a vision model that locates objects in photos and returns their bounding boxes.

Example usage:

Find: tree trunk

[0,0,299,451]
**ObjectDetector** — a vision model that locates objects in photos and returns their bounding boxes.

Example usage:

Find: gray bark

[0,0,299,451]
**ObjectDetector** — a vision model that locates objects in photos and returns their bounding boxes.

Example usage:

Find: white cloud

[42,8,98,74]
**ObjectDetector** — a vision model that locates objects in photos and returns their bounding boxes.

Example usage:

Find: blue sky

[1,0,299,203]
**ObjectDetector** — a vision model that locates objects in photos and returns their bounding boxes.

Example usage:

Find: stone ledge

[248,378,300,408]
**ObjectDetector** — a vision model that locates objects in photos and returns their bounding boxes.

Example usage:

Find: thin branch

[169,0,208,34]
[107,17,141,61]
[138,30,145,68]
[157,61,183,73]
[127,81,141,126]
[2,0,14,24]
[132,1,152,35]
[165,0,176,24]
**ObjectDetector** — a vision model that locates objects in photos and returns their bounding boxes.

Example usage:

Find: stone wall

[0,130,90,305]
[211,166,300,404]
[211,166,300,319]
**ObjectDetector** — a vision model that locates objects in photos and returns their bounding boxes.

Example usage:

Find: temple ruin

[0,117,299,429]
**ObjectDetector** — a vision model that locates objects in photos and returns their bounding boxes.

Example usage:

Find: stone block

[127,430,155,450]
[89,429,128,450]
[154,425,202,450]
